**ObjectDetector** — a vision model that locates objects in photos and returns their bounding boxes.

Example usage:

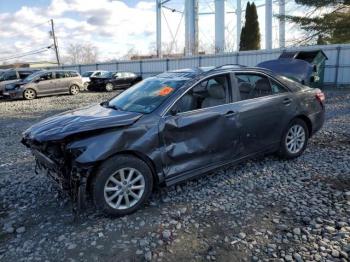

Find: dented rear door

[159,104,240,178]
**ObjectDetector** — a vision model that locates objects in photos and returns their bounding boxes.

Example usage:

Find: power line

[0,46,52,62]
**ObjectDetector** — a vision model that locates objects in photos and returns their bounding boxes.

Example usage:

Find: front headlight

[69,147,87,159]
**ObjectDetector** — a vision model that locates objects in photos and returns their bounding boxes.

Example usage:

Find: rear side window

[236,73,286,100]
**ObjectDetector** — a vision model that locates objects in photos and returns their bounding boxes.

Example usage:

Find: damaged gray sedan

[22,66,325,216]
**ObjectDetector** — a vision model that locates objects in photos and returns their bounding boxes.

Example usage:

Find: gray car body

[23,67,325,187]
[5,70,83,99]
[0,68,40,95]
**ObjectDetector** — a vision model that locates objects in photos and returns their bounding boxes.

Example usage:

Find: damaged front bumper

[22,138,93,212]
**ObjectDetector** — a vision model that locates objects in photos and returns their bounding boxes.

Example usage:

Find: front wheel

[105,83,114,92]
[278,118,309,159]
[92,155,153,216]
[23,88,36,100]
[69,85,80,95]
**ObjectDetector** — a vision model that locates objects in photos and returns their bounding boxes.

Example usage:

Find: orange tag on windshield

[158,86,174,96]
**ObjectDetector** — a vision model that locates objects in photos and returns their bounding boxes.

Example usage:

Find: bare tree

[64,42,99,65]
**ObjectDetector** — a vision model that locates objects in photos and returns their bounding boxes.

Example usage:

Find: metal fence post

[139,60,143,76]
[96,64,99,70]
[198,56,202,67]
[78,65,82,74]
[166,59,169,71]
[334,46,341,88]
[116,62,119,71]
[236,52,239,64]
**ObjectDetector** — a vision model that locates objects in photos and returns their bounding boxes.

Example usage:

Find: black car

[22,66,325,216]
[88,71,142,92]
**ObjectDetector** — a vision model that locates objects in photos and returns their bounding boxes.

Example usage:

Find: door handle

[225,111,237,117]
[283,98,292,105]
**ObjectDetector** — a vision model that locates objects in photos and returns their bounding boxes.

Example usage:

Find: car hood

[0,79,21,90]
[23,104,143,142]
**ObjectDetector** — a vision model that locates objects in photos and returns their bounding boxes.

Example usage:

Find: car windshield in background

[23,72,42,82]
[99,71,113,78]
[107,78,185,114]
[82,71,93,77]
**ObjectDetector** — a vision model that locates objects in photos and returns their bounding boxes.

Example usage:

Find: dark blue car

[22,66,325,216]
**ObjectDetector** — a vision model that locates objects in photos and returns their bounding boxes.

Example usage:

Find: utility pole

[50,19,60,66]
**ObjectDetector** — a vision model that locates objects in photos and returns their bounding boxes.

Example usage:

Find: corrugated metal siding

[53,44,350,85]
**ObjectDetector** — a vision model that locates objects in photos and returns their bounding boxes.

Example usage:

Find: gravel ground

[0,90,349,262]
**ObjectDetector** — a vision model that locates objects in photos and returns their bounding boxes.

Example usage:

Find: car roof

[156,65,277,80]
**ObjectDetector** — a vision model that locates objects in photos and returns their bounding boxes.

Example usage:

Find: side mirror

[34,79,41,83]
[313,65,317,72]
[169,107,178,116]
[310,76,315,83]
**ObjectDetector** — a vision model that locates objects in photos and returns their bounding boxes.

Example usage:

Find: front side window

[107,77,185,114]
[19,72,33,80]
[236,73,285,100]
[38,72,54,81]
[55,71,67,79]
[170,74,229,114]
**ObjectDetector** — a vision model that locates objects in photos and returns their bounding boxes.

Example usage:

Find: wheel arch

[294,114,313,138]
[87,150,160,194]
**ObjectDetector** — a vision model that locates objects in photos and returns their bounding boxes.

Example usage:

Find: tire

[105,83,114,92]
[69,85,80,95]
[92,155,153,216]
[278,118,309,159]
[23,88,36,100]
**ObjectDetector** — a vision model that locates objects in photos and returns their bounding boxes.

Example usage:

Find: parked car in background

[81,70,109,90]
[0,68,40,96]
[22,66,325,216]
[88,71,142,92]
[4,70,83,100]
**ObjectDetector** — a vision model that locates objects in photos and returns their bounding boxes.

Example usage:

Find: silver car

[4,70,83,100]
[0,68,40,96]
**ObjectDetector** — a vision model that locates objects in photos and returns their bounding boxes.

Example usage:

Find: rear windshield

[276,75,308,91]
[82,71,93,77]
[107,77,186,114]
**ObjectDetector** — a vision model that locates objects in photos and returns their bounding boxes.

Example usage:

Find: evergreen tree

[240,2,261,51]
[283,0,350,44]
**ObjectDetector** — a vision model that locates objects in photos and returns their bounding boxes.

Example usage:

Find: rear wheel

[105,83,114,92]
[69,85,80,95]
[23,88,36,100]
[279,118,309,159]
[92,155,153,216]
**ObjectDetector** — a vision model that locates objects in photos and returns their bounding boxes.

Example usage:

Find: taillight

[316,91,325,103]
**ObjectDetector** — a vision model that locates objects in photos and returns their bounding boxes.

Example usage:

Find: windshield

[98,71,113,78]
[82,71,93,77]
[23,71,43,82]
[107,77,186,114]
[0,70,17,81]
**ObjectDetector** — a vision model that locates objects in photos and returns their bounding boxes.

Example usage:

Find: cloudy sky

[0,0,306,64]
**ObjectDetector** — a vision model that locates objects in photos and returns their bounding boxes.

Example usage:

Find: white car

[81,71,109,90]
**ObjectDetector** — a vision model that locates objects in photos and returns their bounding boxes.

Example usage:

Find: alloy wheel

[103,167,145,210]
[285,124,306,154]
[105,83,113,92]
[70,85,79,95]
[23,89,36,100]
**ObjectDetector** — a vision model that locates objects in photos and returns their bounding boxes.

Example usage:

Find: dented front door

[159,105,240,178]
